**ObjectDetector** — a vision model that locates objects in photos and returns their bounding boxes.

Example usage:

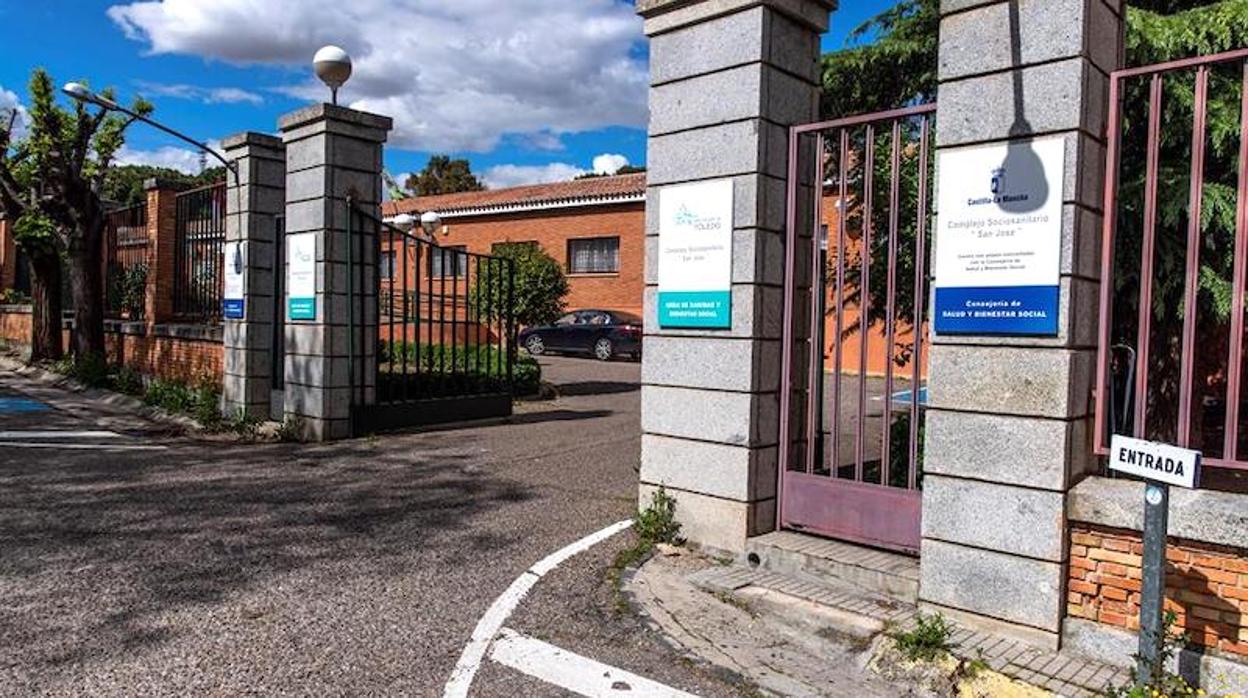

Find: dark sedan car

[519,309,643,361]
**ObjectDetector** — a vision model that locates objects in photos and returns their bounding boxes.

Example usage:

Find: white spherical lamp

[420,211,442,237]
[391,213,416,233]
[313,45,352,105]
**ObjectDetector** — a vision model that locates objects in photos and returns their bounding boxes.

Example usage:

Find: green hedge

[378,341,541,396]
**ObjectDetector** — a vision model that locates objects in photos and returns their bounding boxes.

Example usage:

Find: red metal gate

[778,104,935,554]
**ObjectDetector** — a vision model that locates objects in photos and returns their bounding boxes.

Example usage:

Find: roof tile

[382,172,646,216]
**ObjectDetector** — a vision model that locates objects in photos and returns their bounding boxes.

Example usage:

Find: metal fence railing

[1096,47,1248,488]
[173,181,227,322]
[103,203,149,319]
[347,201,517,412]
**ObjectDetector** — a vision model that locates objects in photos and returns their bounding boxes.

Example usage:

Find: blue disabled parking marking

[890,386,929,406]
[0,397,52,413]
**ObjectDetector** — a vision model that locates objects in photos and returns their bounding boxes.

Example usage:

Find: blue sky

[0,1,898,190]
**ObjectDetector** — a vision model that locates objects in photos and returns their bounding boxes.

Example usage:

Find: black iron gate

[345,199,517,433]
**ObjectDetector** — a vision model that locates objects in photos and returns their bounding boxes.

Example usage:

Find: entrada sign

[287,232,317,321]
[222,241,246,320]
[1109,434,1201,489]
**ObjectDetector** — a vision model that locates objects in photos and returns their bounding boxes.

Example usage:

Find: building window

[568,237,619,274]
[431,245,468,277]
[380,250,396,280]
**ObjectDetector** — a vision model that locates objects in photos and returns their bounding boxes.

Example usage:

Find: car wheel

[525,335,545,356]
[594,338,614,361]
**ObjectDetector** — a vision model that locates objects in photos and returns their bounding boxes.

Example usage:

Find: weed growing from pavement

[1103,611,1233,697]
[634,486,682,546]
[276,415,305,442]
[607,486,684,614]
[890,611,957,662]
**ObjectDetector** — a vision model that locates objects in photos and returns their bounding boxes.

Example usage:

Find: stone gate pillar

[221,132,286,420]
[279,104,390,441]
[919,0,1124,648]
[636,0,836,552]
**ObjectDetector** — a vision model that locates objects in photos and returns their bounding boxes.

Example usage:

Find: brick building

[381,173,647,319]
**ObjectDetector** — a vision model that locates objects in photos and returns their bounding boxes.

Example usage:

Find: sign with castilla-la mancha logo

[933,136,1065,336]
[657,179,733,329]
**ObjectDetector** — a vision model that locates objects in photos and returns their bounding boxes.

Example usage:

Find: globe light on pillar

[313,45,352,105]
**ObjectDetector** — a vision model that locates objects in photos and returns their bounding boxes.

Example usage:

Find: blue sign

[289,298,316,321]
[934,285,1058,335]
[223,298,245,320]
[658,290,731,328]
[933,138,1065,337]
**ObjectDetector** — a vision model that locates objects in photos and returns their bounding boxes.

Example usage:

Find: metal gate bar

[778,103,935,554]
[1094,46,1248,472]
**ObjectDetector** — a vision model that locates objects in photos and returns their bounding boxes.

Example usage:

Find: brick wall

[1068,523,1248,660]
[0,305,222,385]
[0,304,31,343]
[0,217,14,291]
[105,325,223,385]
[425,203,645,318]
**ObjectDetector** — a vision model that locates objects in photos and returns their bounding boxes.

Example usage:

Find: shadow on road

[555,381,640,397]
[0,432,535,673]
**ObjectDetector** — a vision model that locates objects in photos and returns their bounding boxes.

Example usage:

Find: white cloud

[479,152,634,188]
[107,0,648,153]
[136,81,264,105]
[115,140,223,174]
[0,85,29,142]
[592,153,629,175]
[482,162,586,189]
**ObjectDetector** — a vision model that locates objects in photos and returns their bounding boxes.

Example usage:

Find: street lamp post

[60,82,238,177]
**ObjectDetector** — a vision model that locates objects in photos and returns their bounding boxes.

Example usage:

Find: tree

[470,242,569,328]
[403,155,485,196]
[103,164,224,207]
[574,165,647,180]
[0,68,151,363]
[821,0,1248,449]
[820,0,937,119]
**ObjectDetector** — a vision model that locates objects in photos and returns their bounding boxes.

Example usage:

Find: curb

[0,353,201,435]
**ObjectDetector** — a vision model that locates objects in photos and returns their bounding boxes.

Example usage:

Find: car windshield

[554,313,577,326]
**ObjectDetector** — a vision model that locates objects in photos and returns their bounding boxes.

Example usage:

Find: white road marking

[490,628,700,698]
[443,518,634,698]
[0,430,123,439]
[0,442,167,451]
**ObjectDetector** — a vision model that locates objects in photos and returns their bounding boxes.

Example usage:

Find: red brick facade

[429,203,645,318]
[105,326,222,385]
[384,176,647,321]
[1067,523,1248,659]
[0,216,15,292]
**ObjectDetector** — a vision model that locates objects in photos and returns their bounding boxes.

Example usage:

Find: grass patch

[891,612,957,662]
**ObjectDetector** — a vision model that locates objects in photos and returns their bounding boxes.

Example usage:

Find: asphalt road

[0,356,746,696]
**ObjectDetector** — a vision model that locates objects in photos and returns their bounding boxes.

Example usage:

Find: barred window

[567,237,619,274]
[380,251,396,280]
[431,245,467,277]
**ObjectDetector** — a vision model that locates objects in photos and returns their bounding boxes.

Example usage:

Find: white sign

[657,179,733,328]
[287,233,317,321]
[1109,434,1201,489]
[933,137,1065,335]
[222,241,245,319]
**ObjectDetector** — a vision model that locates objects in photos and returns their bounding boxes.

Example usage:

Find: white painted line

[0,430,123,439]
[490,628,700,698]
[0,442,168,451]
[443,518,633,698]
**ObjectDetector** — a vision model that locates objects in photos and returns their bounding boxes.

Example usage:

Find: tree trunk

[67,221,106,360]
[27,251,62,362]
